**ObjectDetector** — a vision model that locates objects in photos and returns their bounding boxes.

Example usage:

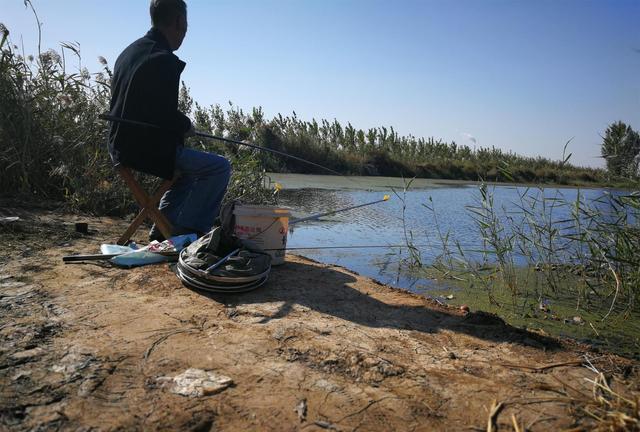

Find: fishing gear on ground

[62,196,395,293]
[175,226,272,293]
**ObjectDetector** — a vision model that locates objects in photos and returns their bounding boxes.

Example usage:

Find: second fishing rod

[203,194,393,271]
[100,114,361,185]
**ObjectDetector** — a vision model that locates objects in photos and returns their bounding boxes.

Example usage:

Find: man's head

[150,0,188,51]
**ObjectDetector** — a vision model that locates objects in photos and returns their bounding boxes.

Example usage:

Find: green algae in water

[412,266,640,360]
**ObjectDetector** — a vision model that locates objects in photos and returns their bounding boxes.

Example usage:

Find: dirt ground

[1,203,638,431]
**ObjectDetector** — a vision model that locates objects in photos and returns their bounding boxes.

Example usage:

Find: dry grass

[556,357,640,432]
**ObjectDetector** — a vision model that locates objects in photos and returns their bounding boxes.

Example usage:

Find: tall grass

[0,10,113,204]
[187,100,612,185]
[422,175,640,317]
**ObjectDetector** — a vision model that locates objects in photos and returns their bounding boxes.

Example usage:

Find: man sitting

[107,0,231,240]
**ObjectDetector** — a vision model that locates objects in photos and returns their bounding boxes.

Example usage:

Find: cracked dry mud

[0,205,638,431]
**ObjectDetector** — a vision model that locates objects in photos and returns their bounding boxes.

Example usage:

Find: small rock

[573,316,585,325]
[321,355,339,366]
[1,282,37,301]
[378,361,404,377]
[78,377,101,397]
[12,370,32,381]
[25,401,66,424]
[51,350,95,380]
[11,347,44,361]
[162,368,233,397]
[313,379,339,392]
[445,294,455,300]
[0,280,27,289]
[295,399,307,422]
[79,278,111,288]
[272,327,287,340]
[314,420,337,430]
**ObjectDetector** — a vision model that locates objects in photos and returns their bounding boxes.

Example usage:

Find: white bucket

[233,204,291,265]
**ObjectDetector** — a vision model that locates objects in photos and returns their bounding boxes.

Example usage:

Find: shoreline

[266,172,636,192]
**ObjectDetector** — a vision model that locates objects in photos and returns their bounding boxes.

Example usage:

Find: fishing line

[264,244,439,251]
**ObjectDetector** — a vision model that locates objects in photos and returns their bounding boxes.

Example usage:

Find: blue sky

[4,0,639,167]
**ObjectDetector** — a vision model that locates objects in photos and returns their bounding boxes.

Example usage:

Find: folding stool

[115,164,174,245]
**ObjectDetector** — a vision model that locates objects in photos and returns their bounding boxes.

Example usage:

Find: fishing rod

[63,250,178,262]
[62,243,434,263]
[289,195,390,225]
[99,114,352,180]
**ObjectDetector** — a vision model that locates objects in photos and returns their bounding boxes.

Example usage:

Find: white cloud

[461,132,477,144]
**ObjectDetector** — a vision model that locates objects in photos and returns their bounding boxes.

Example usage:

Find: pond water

[270,173,615,293]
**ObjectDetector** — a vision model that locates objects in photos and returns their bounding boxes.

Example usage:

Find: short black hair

[150,0,187,27]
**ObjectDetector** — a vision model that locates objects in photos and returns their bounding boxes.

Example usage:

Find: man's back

[108,28,190,179]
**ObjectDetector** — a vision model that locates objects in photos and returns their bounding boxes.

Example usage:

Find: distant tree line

[181,85,624,186]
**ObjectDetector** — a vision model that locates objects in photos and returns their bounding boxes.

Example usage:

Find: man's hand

[184,123,196,138]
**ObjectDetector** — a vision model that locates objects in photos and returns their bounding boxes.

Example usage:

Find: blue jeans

[155,147,231,235]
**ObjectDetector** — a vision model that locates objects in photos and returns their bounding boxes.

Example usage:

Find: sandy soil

[0,203,638,431]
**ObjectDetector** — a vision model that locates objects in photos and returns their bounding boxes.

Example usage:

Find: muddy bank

[0,205,638,431]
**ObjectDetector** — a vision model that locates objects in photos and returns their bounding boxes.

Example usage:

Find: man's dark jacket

[108,28,191,179]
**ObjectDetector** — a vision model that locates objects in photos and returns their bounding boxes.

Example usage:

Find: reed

[188,100,616,186]
[419,170,640,317]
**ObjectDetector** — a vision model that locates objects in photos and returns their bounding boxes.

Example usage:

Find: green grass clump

[418,265,640,359]
[407,176,640,356]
